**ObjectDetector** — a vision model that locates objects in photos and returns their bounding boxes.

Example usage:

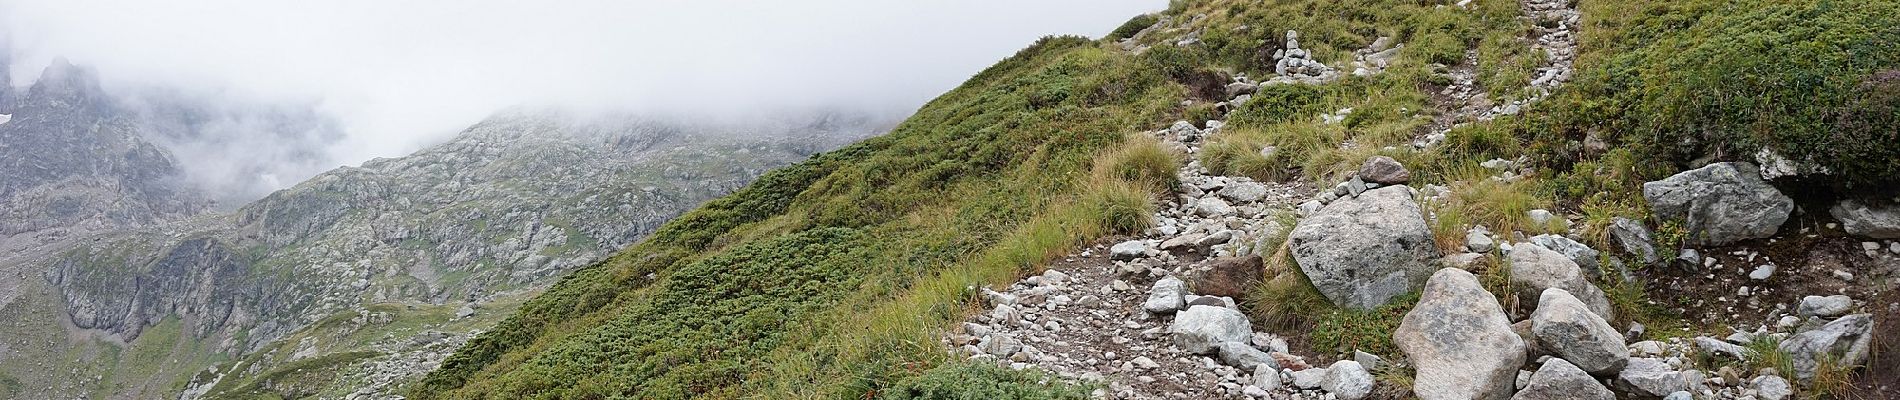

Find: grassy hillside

[413,35,1181,399]
[414,0,1900,398]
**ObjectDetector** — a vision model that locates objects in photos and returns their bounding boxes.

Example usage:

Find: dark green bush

[1228,84,1325,127]
[879,363,1093,400]
[1107,14,1159,41]
[1581,0,1900,188]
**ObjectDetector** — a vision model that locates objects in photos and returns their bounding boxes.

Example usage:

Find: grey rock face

[1530,288,1629,375]
[1508,242,1614,320]
[1779,313,1874,382]
[1289,185,1440,309]
[1169,305,1253,354]
[1641,162,1794,246]
[1831,198,1900,238]
[0,60,208,238]
[1514,358,1615,400]
[1321,360,1374,400]
[1396,268,1525,400]
[1609,217,1661,265]
[1143,276,1188,314]
[1358,156,1411,185]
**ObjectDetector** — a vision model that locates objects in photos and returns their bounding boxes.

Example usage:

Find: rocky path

[1414,0,1578,149]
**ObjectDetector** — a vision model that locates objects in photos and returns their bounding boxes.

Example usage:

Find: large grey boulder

[1170,305,1253,354]
[1641,162,1794,246]
[1608,217,1661,266]
[1396,268,1525,400]
[1508,242,1614,320]
[1514,358,1615,400]
[1779,313,1874,382]
[1831,198,1900,238]
[1289,185,1440,309]
[1530,288,1629,375]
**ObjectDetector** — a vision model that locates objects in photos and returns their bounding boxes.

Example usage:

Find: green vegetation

[1107,14,1159,41]
[408,0,1900,397]
[414,33,1183,399]
[1536,0,1900,190]
[876,362,1094,400]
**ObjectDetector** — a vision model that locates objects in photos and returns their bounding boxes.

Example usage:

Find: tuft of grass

[1094,134,1183,193]
[1437,178,1549,240]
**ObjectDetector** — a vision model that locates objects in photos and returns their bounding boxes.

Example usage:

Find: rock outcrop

[1641,162,1794,246]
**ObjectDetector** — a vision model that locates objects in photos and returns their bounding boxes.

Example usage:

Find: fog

[0,0,1163,202]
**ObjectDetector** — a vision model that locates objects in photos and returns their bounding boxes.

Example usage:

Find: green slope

[413,0,1900,398]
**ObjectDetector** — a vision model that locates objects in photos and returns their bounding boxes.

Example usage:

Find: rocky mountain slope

[413,0,1897,399]
[0,58,210,264]
[0,107,882,399]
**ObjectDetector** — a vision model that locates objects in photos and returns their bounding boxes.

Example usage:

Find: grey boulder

[1641,162,1794,246]
[1290,185,1440,309]
[1513,358,1615,400]
[1608,217,1661,265]
[1217,341,1275,370]
[1796,294,1853,318]
[1508,242,1614,320]
[1322,360,1374,400]
[1613,358,1704,399]
[1170,305,1253,354]
[1530,288,1630,375]
[1779,313,1874,382]
[1831,198,1900,238]
[1529,234,1601,276]
[1396,268,1525,400]
[1142,276,1188,314]
[1358,156,1411,185]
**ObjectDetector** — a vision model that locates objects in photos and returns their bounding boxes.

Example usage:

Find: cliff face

[0,60,207,238]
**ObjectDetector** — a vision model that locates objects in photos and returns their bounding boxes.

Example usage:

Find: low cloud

[1,0,1163,195]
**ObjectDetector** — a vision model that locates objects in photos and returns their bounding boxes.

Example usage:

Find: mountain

[411,0,1900,399]
[0,107,883,399]
[0,59,209,253]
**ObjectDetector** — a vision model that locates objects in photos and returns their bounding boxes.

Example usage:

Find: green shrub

[878,362,1094,400]
[1107,14,1159,41]
[1228,84,1325,127]
[1569,0,1900,188]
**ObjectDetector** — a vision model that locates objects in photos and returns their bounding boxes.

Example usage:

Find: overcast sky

[1,0,1162,169]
